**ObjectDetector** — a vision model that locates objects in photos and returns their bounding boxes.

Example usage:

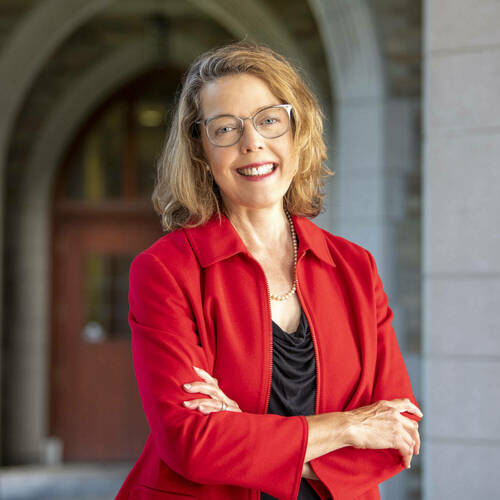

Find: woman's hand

[345,398,422,469]
[182,366,242,414]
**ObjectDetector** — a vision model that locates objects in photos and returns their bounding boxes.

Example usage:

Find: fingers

[183,398,240,413]
[402,452,412,469]
[183,366,242,414]
[411,420,420,455]
[394,431,415,469]
[399,412,420,455]
[184,381,221,399]
[183,380,236,406]
[398,419,420,466]
[390,398,423,418]
[193,366,218,386]
[351,399,421,464]
[408,419,420,455]
[392,411,420,465]
[184,398,221,414]
[186,366,240,405]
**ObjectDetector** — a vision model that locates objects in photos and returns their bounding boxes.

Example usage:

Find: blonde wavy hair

[153,40,334,231]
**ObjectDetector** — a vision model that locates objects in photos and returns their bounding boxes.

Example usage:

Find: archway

[0,0,391,467]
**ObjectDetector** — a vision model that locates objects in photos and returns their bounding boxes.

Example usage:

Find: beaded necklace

[269,208,297,302]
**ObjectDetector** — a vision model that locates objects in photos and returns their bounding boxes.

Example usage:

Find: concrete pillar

[423,1,500,497]
[310,2,421,497]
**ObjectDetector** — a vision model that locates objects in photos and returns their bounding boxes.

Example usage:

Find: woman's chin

[227,197,286,212]
[219,183,291,213]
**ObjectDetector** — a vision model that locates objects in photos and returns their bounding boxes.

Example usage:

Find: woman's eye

[216,126,233,135]
[261,117,278,126]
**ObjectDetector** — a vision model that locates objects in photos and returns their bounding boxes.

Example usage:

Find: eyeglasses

[195,104,293,147]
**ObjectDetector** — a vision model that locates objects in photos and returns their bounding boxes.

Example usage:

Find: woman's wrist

[304,412,352,463]
[339,410,360,448]
[327,411,355,449]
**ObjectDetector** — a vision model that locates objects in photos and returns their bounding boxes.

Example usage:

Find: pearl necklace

[269,208,298,301]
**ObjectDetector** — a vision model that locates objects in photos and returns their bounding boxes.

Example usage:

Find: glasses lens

[254,106,290,138]
[207,116,242,146]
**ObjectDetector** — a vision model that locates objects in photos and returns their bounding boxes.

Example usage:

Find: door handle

[81,321,107,343]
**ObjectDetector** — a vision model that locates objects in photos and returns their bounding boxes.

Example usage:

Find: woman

[115,41,422,500]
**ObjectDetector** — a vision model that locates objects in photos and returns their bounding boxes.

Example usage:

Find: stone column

[423,1,500,497]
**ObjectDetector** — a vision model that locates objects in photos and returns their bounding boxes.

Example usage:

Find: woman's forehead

[199,74,280,118]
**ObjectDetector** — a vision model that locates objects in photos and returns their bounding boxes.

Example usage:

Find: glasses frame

[195,104,293,147]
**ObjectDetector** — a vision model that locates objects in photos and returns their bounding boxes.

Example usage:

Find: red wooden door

[51,206,162,461]
[49,67,178,461]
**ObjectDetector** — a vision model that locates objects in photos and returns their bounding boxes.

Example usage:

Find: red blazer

[115,213,421,500]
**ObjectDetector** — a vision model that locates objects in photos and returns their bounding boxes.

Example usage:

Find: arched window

[57,67,180,204]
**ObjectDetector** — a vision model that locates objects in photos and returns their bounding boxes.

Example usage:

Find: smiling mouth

[236,163,277,177]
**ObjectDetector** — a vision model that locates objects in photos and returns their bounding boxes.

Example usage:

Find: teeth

[237,163,275,176]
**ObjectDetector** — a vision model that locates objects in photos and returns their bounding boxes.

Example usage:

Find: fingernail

[183,401,192,407]
[193,366,201,372]
[183,383,191,389]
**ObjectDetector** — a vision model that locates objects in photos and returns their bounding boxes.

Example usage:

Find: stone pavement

[0,463,131,500]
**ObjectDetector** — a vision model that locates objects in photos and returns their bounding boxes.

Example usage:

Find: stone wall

[423,1,500,497]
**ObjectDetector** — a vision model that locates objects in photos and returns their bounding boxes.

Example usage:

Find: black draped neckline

[261,309,320,500]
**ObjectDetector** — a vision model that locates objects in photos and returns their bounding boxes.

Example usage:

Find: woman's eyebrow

[205,103,280,121]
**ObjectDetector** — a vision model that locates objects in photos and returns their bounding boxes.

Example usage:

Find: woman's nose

[239,120,265,152]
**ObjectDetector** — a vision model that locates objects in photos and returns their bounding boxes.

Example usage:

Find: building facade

[3,1,493,499]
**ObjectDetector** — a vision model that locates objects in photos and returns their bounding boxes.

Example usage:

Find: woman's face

[199,73,298,213]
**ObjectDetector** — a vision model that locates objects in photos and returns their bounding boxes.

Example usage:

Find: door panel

[51,212,162,461]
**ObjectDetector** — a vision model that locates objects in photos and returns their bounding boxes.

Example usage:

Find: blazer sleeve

[307,249,422,500]
[129,251,308,500]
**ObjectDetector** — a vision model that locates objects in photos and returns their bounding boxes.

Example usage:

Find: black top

[260,309,321,500]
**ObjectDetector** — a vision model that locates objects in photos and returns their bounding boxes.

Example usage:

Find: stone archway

[0,0,331,463]
[0,0,395,467]
[5,39,191,462]
[309,0,393,275]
